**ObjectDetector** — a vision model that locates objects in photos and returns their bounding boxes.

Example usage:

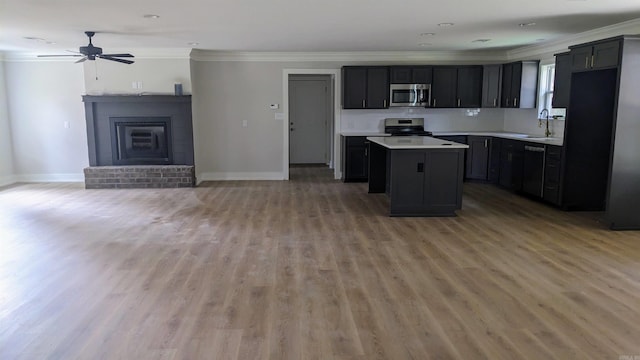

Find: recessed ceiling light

[46,41,56,45]
[519,22,536,27]
[437,23,454,27]
[420,32,436,36]
[143,14,160,19]
[418,43,432,46]
[188,42,199,46]
[24,36,44,41]
[472,39,491,43]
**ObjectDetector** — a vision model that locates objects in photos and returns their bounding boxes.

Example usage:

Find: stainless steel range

[384,118,433,136]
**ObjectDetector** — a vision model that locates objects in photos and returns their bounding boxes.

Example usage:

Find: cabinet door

[457,66,483,108]
[466,136,490,180]
[592,41,620,69]
[499,140,524,190]
[432,67,457,108]
[501,63,513,107]
[342,67,367,109]
[390,66,412,84]
[509,62,523,107]
[412,66,433,84]
[482,65,501,108]
[570,46,593,72]
[389,151,425,208]
[344,137,368,181]
[489,137,501,183]
[366,67,389,109]
[552,53,571,108]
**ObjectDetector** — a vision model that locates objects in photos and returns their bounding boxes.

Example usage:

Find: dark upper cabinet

[457,66,483,108]
[552,52,571,108]
[482,65,502,108]
[342,66,389,109]
[432,66,482,108]
[466,136,491,180]
[501,61,539,108]
[432,67,458,108]
[389,66,433,84]
[570,39,620,72]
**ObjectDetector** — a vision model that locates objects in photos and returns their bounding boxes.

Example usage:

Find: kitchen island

[367,136,469,217]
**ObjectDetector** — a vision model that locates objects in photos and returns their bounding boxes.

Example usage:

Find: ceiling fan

[38,31,134,64]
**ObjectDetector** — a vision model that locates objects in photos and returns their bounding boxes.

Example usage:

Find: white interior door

[289,76,330,164]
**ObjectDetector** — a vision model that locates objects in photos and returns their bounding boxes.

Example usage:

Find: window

[538,64,566,118]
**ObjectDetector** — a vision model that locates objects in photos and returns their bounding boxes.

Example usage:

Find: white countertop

[432,131,563,146]
[367,136,469,149]
[340,132,391,137]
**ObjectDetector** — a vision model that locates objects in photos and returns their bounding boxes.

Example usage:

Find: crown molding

[507,17,640,61]
[190,49,508,63]
[2,48,191,62]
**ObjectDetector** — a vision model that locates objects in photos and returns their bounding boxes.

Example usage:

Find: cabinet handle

[585,56,589,69]
[362,99,365,108]
[365,147,368,156]
[493,98,497,107]
[513,98,518,107]
[506,98,510,107]
[383,100,387,108]
[433,99,437,107]
[457,99,461,107]
[484,139,488,148]
[591,55,594,68]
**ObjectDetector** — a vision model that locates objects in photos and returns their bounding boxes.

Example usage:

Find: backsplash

[341,107,567,139]
[341,108,505,133]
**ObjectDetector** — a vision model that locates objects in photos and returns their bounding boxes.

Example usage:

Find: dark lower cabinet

[341,136,368,182]
[466,136,491,180]
[522,143,546,198]
[499,140,524,191]
[489,138,501,183]
[543,145,563,205]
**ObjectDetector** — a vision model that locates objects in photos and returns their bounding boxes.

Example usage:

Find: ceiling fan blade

[99,55,134,64]
[101,53,134,58]
[37,54,83,57]
[75,57,88,64]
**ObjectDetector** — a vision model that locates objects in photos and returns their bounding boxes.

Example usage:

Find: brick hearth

[83,165,195,189]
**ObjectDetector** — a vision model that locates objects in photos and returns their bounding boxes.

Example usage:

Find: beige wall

[0,60,15,186]
[84,58,191,95]
[4,60,88,180]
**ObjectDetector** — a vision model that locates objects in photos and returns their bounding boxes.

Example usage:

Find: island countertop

[367,136,470,149]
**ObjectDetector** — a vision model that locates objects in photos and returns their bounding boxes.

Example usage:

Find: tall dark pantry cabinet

[562,35,640,230]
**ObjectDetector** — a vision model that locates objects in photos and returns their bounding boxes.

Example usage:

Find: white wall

[84,58,191,95]
[4,60,88,181]
[0,60,15,186]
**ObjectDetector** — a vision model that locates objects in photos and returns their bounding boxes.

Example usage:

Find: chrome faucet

[539,109,552,137]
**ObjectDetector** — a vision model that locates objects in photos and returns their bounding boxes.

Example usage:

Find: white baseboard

[14,173,85,183]
[0,174,17,187]
[197,171,286,184]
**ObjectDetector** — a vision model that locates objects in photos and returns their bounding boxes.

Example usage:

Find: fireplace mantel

[83,95,194,166]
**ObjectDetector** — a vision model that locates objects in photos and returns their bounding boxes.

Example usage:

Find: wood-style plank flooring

[1,166,639,359]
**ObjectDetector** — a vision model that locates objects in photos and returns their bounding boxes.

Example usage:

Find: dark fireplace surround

[83,95,194,166]
[82,95,195,188]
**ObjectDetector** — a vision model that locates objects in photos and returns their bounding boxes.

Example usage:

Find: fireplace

[111,117,172,165]
[82,95,195,188]
[82,95,194,166]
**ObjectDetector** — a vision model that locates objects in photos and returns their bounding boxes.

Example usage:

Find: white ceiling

[2,0,640,53]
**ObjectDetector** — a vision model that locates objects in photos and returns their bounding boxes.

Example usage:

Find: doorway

[288,75,332,165]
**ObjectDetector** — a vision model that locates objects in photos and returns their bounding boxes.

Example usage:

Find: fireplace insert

[111,117,172,165]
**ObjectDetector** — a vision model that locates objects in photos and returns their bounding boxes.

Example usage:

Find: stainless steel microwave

[389,83,431,107]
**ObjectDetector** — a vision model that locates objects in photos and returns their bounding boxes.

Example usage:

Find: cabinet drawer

[546,145,562,160]
[545,160,561,183]
[543,184,561,205]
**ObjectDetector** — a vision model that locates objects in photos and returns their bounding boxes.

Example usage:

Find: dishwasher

[522,145,546,197]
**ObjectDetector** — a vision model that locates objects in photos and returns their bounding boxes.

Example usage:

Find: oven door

[390,84,430,107]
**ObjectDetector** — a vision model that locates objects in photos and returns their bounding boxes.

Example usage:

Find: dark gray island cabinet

[367,136,469,217]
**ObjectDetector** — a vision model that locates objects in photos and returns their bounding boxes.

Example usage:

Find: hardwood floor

[1,166,639,359]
